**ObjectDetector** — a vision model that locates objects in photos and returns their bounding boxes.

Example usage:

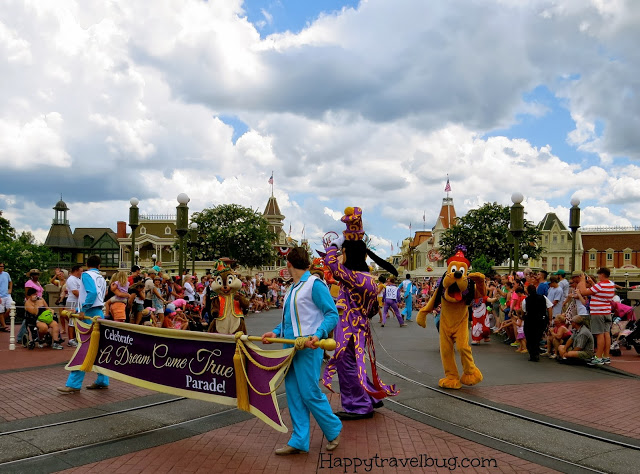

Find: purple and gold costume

[322,245,397,414]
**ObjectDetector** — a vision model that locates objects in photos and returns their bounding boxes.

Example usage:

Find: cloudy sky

[2,0,639,257]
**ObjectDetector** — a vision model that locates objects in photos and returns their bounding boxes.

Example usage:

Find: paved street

[2,309,640,473]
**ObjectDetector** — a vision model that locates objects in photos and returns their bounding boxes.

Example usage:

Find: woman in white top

[183,275,196,303]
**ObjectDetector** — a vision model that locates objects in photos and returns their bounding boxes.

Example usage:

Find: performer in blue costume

[400,274,415,321]
[57,255,110,393]
[262,247,342,455]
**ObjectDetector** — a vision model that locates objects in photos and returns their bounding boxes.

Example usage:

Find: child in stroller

[610,300,638,356]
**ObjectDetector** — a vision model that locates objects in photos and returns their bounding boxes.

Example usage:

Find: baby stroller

[610,301,638,356]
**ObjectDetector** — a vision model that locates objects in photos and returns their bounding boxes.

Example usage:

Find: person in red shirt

[578,267,615,365]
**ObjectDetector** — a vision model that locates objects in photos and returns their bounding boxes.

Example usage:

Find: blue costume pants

[284,344,342,452]
[65,307,109,389]
[401,294,413,321]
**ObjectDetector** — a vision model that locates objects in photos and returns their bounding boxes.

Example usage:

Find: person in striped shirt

[578,267,615,365]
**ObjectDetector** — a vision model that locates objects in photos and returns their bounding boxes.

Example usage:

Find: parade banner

[66,319,297,432]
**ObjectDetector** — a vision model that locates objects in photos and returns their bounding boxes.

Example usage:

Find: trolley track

[370,324,640,473]
[2,314,639,473]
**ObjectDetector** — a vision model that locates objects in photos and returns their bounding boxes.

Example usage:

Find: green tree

[470,254,496,276]
[191,204,277,268]
[0,210,16,244]
[0,220,56,310]
[440,202,543,267]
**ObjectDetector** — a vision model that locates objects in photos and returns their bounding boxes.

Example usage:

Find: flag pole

[271,170,274,197]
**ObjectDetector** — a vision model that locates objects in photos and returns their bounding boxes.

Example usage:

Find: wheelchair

[19,314,54,349]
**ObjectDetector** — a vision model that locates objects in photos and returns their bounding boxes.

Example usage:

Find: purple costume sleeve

[322,246,397,398]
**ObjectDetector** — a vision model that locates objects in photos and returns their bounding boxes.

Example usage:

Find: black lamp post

[510,192,524,274]
[129,197,139,269]
[569,197,581,273]
[507,232,514,274]
[176,193,190,278]
[134,250,139,266]
[190,222,198,275]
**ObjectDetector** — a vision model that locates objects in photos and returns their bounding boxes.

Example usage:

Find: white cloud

[1,0,640,250]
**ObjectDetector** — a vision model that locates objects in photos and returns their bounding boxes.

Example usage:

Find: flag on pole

[444,178,451,192]
[268,173,274,185]
[391,243,394,252]
[289,223,292,235]
[423,211,425,222]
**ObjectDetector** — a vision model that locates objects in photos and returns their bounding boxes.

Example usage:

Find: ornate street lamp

[510,192,524,273]
[569,197,581,273]
[176,193,190,278]
[129,197,139,269]
[190,222,198,275]
[151,253,157,267]
[134,250,139,266]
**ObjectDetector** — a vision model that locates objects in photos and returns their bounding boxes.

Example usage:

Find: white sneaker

[52,343,63,350]
[68,339,78,347]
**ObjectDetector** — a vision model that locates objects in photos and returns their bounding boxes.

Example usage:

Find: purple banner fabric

[66,320,292,432]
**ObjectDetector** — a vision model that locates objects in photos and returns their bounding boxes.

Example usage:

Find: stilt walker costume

[323,207,399,419]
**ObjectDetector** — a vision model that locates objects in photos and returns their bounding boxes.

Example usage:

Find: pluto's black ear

[432,271,446,308]
[463,278,475,305]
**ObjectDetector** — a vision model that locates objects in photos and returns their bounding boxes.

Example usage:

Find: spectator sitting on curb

[558,316,594,363]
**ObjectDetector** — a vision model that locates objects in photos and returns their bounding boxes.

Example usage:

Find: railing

[139,214,176,221]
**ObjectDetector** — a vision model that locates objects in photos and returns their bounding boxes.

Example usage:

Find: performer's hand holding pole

[305,336,319,349]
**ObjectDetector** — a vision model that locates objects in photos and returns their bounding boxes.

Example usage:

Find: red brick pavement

[0,365,154,422]
[468,378,640,439]
[1,326,72,370]
[609,351,640,376]
[60,393,558,474]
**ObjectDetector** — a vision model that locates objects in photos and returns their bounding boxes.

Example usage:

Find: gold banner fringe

[79,317,101,372]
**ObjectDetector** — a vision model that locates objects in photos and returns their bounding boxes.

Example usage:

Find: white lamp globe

[570,197,580,207]
[177,193,190,204]
[190,222,198,230]
[511,192,524,204]
[130,197,139,206]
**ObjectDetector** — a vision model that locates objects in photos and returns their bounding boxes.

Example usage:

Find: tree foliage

[191,204,277,268]
[470,254,496,276]
[440,202,543,267]
[0,211,16,244]
[0,215,56,307]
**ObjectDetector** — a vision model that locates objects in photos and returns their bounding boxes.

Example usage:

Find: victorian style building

[44,199,120,274]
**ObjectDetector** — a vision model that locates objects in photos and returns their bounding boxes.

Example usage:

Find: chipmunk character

[416,249,484,389]
[207,260,249,334]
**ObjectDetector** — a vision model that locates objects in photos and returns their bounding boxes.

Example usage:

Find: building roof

[538,213,568,232]
[54,199,69,211]
[581,232,640,251]
[263,196,283,217]
[72,228,118,247]
[411,231,432,247]
[44,224,77,248]
[436,197,456,229]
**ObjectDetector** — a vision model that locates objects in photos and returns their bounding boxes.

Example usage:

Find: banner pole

[242,335,336,351]
[61,311,336,350]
